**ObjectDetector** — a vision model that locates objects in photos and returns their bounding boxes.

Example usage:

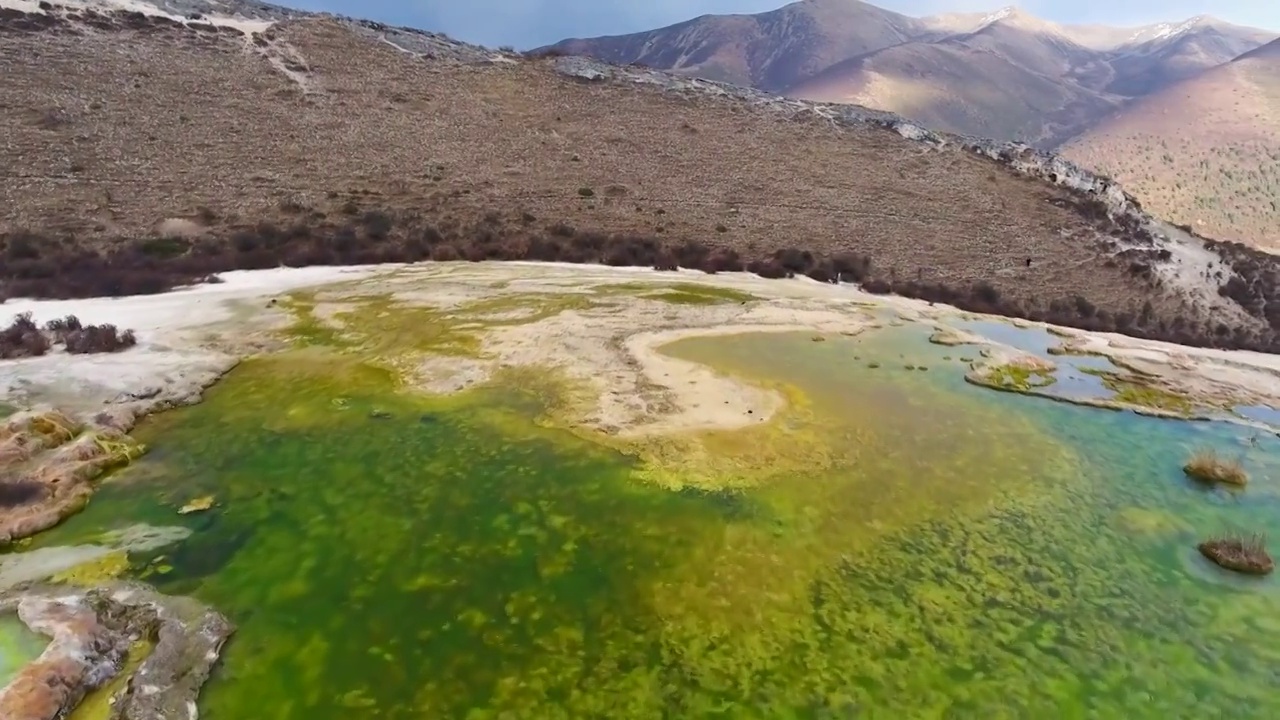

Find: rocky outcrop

[0,592,124,719]
[0,583,233,720]
[100,585,234,720]
[0,409,146,546]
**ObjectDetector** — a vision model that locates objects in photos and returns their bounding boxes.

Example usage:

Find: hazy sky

[282,0,1280,49]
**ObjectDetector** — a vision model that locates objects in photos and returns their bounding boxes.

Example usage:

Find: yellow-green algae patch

[285,292,484,359]
[967,359,1057,393]
[596,282,758,305]
[0,613,47,687]
[1102,374,1196,416]
[47,549,130,586]
[1112,506,1195,538]
[64,639,155,720]
[23,312,1280,717]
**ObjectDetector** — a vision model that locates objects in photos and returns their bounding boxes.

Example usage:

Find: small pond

[19,323,1280,718]
[0,613,47,686]
[952,318,1123,399]
[1236,404,1280,428]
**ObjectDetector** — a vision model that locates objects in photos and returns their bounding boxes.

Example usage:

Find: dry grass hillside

[1063,39,1280,251]
[787,26,1118,146]
[3,1,1280,353]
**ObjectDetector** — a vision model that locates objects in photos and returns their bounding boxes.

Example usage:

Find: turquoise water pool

[18,324,1280,718]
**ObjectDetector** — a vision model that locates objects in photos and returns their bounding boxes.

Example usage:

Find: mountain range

[541,0,1279,248]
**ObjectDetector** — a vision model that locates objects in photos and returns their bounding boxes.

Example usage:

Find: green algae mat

[0,614,47,687]
[26,326,1280,718]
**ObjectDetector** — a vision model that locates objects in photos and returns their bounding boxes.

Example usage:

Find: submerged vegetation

[7,283,1280,716]
[635,283,757,305]
[968,359,1057,392]
[1198,533,1275,576]
[1103,374,1196,416]
[591,281,758,306]
[1183,448,1249,487]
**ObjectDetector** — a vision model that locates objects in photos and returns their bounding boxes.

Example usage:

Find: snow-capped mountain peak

[1126,15,1211,45]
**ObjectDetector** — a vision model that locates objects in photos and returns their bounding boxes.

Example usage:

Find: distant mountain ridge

[1062,37,1280,250]
[539,1,1275,146]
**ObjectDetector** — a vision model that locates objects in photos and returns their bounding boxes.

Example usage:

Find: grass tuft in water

[1183,448,1248,486]
[1198,532,1275,575]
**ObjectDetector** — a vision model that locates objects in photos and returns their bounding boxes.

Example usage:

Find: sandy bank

[308,263,882,435]
[6,261,1278,439]
[0,266,390,421]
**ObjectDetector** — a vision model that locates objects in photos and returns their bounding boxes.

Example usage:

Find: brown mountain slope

[787,20,1120,145]
[542,3,1276,145]
[1062,39,1280,251]
[3,2,1280,352]
[542,0,934,92]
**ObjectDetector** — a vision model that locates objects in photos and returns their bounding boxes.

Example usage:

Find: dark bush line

[0,312,137,359]
[1204,238,1280,335]
[3,214,1279,353]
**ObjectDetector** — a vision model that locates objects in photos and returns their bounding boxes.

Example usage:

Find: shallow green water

[0,614,47,686]
[25,326,1280,718]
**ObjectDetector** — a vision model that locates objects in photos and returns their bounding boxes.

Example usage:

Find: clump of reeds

[1182,448,1248,487]
[1198,532,1275,576]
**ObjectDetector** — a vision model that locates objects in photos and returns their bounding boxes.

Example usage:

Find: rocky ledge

[0,409,147,546]
[0,343,239,545]
[0,582,233,720]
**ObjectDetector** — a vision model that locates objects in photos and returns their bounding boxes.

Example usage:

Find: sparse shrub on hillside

[0,312,136,357]
[830,253,871,282]
[805,262,836,284]
[0,313,51,359]
[652,252,678,272]
[64,323,137,354]
[362,210,394,240]
[747,259,790,279]
[43,314,82,343]
[773,248,815,274]
[1208,239,1280,333]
